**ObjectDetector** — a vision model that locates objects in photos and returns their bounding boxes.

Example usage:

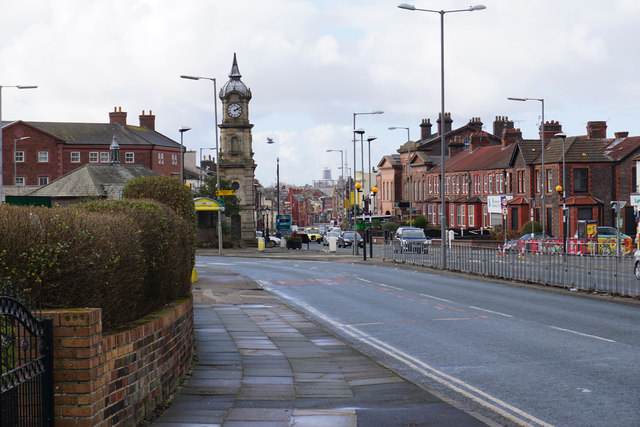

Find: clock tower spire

[218,53,256,243]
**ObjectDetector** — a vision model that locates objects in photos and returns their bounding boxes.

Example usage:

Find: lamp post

[13,136,30,185]
[181,75,222,255]
[508,97,545,238]
[399,3,485,269]
[389,126,412,226]
[366,136,377,212]
[353,128,365,255]
[372,186,378,215]
[267,137,281,236]
[555,132,567,252]
[353,111,383,231]
[0,84,37,203]
[179,126,191,182]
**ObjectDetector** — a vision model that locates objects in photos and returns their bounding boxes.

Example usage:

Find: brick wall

[44,298,193,426]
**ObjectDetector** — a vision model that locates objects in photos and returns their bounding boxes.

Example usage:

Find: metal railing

[383,241,640,297]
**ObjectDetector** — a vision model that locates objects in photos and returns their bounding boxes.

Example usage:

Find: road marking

[548,326,616,343]
[469,306,514,318]
[271,291,553,427]
[419,293,452,303]
[355,277,371,283]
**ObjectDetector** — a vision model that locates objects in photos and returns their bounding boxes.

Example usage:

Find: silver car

[393,227,430,254]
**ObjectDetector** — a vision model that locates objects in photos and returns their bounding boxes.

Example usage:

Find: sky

[2,0,640,187]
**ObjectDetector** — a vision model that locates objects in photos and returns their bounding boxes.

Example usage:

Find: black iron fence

[0,286,54,427]
[383,242,640,298]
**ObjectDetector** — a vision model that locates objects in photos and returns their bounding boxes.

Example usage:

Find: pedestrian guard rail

[383,240,640,298]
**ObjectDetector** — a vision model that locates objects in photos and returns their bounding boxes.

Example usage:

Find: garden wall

[44,297,193,426]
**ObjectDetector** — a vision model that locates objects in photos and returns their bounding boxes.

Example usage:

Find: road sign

[502,207,508,215]
[501,197,508,207]
[216,190,235,196]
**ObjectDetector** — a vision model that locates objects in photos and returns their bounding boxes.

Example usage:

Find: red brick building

[2,107,181,198]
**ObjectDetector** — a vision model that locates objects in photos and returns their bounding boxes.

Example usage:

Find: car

[573,226,632,255]
[337,230,362,248]
[256,230,281,248]
[305,228,323,243]
[322,230,341,246]
[393,227,430,253]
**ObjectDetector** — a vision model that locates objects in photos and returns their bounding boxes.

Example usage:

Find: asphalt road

[198,255,640,427]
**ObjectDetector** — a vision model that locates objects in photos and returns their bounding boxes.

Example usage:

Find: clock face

[227,103,242,118]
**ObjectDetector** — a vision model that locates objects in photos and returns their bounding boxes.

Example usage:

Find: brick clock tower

[219,53,256,243]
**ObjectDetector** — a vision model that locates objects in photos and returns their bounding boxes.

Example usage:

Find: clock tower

[219,53,256,243]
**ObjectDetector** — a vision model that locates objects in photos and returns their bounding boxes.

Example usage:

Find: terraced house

[378,114,640,240]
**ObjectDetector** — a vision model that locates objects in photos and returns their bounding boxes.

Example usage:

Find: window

[489,174,494,194]
[483,205,488,227]
[446,176,450,195]
[125,152,135,163]
[38,176,49,186]
[536,169,541,193]
[468,205,475,227]
[450,205,455,226]
[517,170,524,193]
[158,153,165,164]
[89,152,99,163]
[496,174,503,194]
[172,154,178,165]
[483,174,488,194]
[458,205,466,227]
[573,168,588,192]
[15,151,24,163]
[428,177,433,194]
[100,152,109,163]
[463,136,470,149]
[546,169,553,193]
[456,176,461,194]
[38,151,49,163]
[70,152,80,163]
[438,204,443,225]
[474,175,480,194]
[577,207,592,220]
[15,177,25,186]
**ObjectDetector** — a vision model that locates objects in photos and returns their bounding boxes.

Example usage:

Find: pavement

[151,246,492,426]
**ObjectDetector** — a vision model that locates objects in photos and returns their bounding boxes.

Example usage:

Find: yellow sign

[216,190,235,196]
[194,197,223,211]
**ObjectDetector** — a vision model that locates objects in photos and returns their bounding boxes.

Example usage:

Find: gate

[0,287,54,427]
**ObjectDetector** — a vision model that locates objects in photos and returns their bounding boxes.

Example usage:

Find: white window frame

[70,152,80,163]
[158,152,165,165]
[458,204,466,227]
[450,205,456,227]
[125,152,135,163]
[38,151,49,163]
[89,152,99,163]
[468,205,475,227]
[15,151,24,163]
[15,177,25,186]
[100,152,110,163]
[38,176,49,186]
[172,153,178,165]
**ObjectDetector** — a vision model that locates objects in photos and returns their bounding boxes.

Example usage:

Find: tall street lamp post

[267,138,281,236]
[389,126,412,226]
[353,111,383,233]
[181,75,222,255]
[179,126,191,182]
[366,136,377,212]
[398,3,486,269]
[0,84,37,203]
[353,128,365,255]
[508,97,545,237]
[14,136,30,186]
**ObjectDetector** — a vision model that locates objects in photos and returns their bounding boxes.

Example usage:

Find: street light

[398,3,486,269]
[0,84,37,203]
[366,136,377,212]
[179,126,191,182]
[181,74,222,255]
[353,111,383,243]
[508,97,545,237]
[353,128,366,255]
[267,137,282,236]
[13,136,30,186]
[389,126,412,226]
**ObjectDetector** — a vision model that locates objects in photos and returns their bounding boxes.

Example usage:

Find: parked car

[337,230,362,248]
[256,231,281,248]
[305,228,323,243]
[322,230,341,246]
[393,227,430,253]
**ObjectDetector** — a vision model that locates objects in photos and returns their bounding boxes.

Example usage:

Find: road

[197,255,640,426]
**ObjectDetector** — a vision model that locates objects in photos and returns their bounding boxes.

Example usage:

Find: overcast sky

[2,0,639,187]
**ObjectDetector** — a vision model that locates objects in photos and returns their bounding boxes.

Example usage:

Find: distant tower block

[322,168,332,180]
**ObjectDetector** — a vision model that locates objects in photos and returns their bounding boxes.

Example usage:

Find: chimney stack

[468,117,483,129]
[420,118,432,140]
[139,110,156,131]
[502,128,522,147]
[448,136,465,157]
[437,112,453,136]
[587,121,607,139]
[540,120,562,140]
[493,116,514,140]
[614,131,629,139]
[109,106,127,126]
